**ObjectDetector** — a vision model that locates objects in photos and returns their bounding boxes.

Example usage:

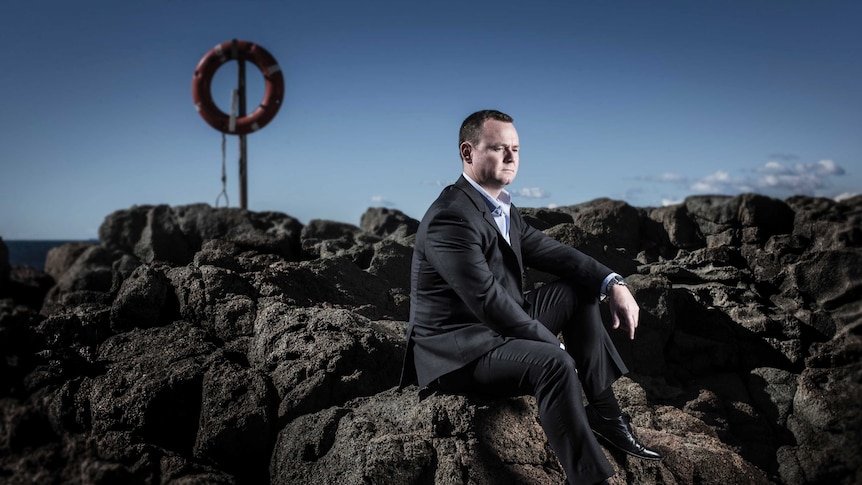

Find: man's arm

[516,209,641,339]
[517,217,613,295]
[423,209,560,346]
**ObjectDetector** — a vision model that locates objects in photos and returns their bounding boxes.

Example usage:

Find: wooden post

[237,42,249,210]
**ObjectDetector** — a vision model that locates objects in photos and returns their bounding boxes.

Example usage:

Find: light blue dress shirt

[462,172,511,244]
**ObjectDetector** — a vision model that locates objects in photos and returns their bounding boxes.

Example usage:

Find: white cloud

[749,159,847,195]
[370,195,396,206]
[815,159,845,175]
[756,159,845,176]
[624,154,859,206]
[705,171,731,182]
[639,172,687,183]
[643,159,848,200]
[760,161,789,174]
[835,192,858,202]
[690,170,740,193]
[514,187,549,198]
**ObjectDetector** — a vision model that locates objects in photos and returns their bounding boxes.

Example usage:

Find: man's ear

[460,142,472,162]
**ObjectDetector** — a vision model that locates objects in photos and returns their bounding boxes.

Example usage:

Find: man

[400,110,662,484]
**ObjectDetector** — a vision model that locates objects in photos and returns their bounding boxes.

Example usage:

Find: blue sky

[1,0,859,240]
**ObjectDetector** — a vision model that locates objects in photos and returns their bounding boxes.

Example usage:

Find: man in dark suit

[400,110,662,484]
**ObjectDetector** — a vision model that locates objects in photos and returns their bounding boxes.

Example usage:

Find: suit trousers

[433,280,627,484]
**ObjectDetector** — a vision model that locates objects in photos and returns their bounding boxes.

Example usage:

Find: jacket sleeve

[515,210,613,296]
[423,208,561,346]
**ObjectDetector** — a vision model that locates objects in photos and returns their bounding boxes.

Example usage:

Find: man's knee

[540,348,577,380]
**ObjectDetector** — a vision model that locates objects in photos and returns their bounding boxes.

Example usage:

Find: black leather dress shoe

[586,405,663,461]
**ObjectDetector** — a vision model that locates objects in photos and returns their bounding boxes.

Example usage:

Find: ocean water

[3,240,90,271]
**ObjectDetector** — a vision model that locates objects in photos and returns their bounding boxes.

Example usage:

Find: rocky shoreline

[1,194,860,484]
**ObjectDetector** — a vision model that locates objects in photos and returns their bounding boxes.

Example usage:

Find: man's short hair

[459,110,514,146]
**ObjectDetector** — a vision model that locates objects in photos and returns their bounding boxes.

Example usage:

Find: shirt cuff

[600,272,622,298]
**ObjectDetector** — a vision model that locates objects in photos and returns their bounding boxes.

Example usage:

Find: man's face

[462,119,520,195]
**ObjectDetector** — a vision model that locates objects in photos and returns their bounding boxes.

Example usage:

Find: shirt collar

[462,172,512,215]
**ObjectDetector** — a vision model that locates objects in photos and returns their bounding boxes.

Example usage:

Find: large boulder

[360,207,419,243]
[193,357,276,483]
[778,325,862,485]
[4,266,55,310]
[644,203,705,257]
[558,198,643,255]
[110,264,174,331]
[99,204,303,265]
[249,304,403,421]
[270,389,567,485]
[40,245,115,315]
[271,382,770,485]
[44,241,94,282]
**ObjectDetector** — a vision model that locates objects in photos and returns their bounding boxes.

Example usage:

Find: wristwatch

[600,275,627,301]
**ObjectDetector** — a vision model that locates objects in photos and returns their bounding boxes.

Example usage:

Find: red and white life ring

[192,40,284,135]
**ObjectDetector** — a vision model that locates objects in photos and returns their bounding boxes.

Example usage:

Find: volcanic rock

[0,197,859,484]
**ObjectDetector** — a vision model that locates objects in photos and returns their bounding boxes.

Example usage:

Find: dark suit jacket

[401,176,613,388]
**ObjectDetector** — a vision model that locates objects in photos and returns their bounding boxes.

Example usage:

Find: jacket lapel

[509,205,525,273]
[454,176,524,274]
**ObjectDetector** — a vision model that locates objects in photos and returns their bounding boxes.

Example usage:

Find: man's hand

[608,284,639,340]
